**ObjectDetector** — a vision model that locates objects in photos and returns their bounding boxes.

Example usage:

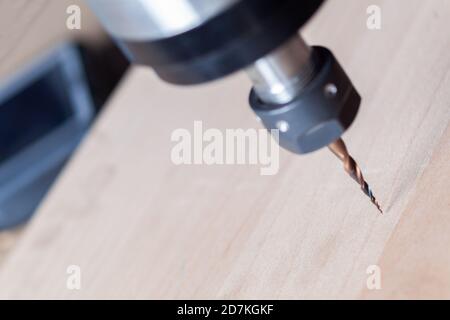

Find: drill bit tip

[328,138,383,214]
[364,182,383,214]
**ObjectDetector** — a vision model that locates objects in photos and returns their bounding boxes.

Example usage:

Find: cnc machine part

[86,0,325,84]
[246,36,317,105]
[248,38,381,211]
[249,45,360,154]
[87,0,359,154]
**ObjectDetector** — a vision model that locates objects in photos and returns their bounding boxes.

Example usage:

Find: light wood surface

[0,0,449,299]
[0,0,102,79]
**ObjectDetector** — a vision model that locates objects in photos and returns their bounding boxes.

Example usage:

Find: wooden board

[0,0,102,79]
[0,0,449,299]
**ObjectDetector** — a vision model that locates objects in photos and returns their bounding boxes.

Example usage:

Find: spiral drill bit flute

[329,139,383,213]
[88,0,383,213]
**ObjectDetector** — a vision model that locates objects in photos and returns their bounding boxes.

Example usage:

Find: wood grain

[0,0,449,299]
[362,124,450,299]
[0,0,102,79]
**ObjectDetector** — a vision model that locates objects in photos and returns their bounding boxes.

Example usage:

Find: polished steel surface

[86,0,239,41]
[246,35,316,104]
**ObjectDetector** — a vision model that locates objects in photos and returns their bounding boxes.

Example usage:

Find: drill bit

[328,138,383,214]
